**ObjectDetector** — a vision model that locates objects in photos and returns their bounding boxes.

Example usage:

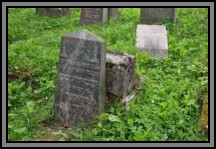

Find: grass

[8,8,208,141]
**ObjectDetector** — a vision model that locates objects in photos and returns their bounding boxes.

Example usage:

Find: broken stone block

[106,51,137,97]
[136,24,168,58]
[36,8,70,18]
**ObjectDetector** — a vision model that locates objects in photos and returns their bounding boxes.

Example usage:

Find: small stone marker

[36,8,70,18]
[136,24,168,58]
[80,8,108,25]
[106,51,137,97]
[108,8,119,19]
[52,29,106,127]
[141,8,176,24]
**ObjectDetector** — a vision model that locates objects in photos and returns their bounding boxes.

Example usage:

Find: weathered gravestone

[36,8,70,18]
[106,51,137,97]
[136,24,168,58]
[52,29,106,127]
[108,8,119,20]
[80,8,108,25]
[141,8,176,24]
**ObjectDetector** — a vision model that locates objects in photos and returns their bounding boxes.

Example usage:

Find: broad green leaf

[108,114,122,123]
[177,68,181,75]
[8,113,17,117]
[14,127,26,133]
[61,133,68,138]
[51,130,63,136]
[97,123,102,128]
[27,101,34,112]
[127,118,134,126]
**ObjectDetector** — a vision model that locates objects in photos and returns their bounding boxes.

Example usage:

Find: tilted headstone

[141,8,176,24]
[106,51,137,97]
[36,8,70,18]
[136,24,168,58]
[52,29,106,127]
[80,8,108,25]
[108,8,119,20]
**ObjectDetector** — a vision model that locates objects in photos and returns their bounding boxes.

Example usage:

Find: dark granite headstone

[36,8,70,18]
[52,29,106,127]
[141,8,176,24]
[80,8,108,25]
[108,8,119,19]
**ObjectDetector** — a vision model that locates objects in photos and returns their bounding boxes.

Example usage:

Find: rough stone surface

[106,51,136,97]
[80,8,108,25]
[36,8,70,18]
[136,24,168,58]
[122,92,136,111]
[141,8,176,24]
[52,29,106,127]
[108,8,119,19]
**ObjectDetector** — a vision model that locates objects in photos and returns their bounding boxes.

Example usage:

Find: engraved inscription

[58,32,100,107]
[53,30,105,127]
[81,8,103,24]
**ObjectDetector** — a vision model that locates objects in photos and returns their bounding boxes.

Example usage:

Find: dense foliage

[8,8,208,141]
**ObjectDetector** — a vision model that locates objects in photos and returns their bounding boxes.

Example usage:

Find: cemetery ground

[8,8,208,141]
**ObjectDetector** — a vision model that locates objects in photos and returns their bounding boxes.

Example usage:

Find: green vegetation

[8,8,208,141]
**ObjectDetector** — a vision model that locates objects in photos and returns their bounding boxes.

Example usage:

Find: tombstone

[106,51,137,97]
[108,8,119,20]
[136,24,168,58]
[52,29,106,127]
[141,8,176,24]
[80,8,108,25]
[36,8,70,18]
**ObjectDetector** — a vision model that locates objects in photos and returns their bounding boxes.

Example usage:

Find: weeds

[8,8,208,141]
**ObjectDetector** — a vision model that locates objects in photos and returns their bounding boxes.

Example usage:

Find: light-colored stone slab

[136,24,168,58]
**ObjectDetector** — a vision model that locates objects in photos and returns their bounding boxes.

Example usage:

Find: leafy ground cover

[8,8,208,141]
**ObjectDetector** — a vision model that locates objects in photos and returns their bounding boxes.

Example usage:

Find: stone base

[136,24,168,58]
[106,51,137,97]
[105,92,135,111]
[36,8,70,18]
